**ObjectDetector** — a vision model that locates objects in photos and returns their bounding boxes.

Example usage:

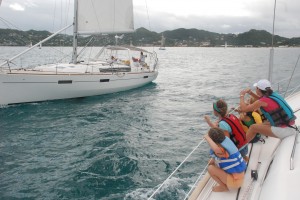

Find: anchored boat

[0,0,158,105]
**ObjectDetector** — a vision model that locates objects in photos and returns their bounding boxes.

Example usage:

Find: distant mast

[225,41,227,48]
[72,0,79,64]
[161,34,165,47]
[159,34,166,50]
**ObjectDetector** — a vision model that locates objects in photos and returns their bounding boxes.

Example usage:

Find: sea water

[1,47,300,199]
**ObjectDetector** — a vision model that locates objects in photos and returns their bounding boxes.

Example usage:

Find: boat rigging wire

[284,54,300,97]
[0,17,32,45]
[147,107,240,199]
[0,24,73,68]
[77,37,95,60]
[144,0,155,53]
[271,0,276,49]
[268,0,277,82]
[183,162,210,200]
[144,0,152,32]
[51,0,57,33]
[147,138,206,200]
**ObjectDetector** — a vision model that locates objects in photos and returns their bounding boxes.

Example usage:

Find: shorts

[227,173,244,189]
[271,126,297,139]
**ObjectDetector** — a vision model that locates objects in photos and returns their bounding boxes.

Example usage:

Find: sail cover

[77,0,134,35]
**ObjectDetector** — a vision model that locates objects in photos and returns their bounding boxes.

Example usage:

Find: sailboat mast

[72,0,79,64]
[268,0,277,82]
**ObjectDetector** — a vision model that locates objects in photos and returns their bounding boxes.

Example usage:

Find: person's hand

[240,89,248,96]
[240,88,252,96]
[245,88,251,94]
[239,112,246,120]
[204,115,210,122]
[232,106,241,113]
[213,121,219,127]
[204,134,209,140]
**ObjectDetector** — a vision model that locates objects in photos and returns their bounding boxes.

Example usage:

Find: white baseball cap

[253,79,271,91]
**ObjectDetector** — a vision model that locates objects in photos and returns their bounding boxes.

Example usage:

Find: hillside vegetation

[0,28,299,47]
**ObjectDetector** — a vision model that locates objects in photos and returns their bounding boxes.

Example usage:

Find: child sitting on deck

[205,127,246,192]
[236,96,263,143]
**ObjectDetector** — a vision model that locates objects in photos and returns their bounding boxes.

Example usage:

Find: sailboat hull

[0,71,158,105]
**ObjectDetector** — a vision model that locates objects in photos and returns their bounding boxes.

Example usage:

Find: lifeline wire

[147,138,206,200]
[183,162,210,200]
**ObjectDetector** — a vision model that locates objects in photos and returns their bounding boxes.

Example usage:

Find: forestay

[77,0,134,35]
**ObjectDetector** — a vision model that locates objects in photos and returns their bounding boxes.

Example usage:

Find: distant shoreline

[1,28,300,47]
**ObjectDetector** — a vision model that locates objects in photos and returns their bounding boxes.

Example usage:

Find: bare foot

[212,185,229,192]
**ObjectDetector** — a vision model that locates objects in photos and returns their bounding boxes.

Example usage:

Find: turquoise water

[1,47,300,199]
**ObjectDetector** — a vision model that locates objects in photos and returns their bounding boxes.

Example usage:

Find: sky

[0,0,299,38]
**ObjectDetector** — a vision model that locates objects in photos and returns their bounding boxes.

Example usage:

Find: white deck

[189,92,300,200]
[189,137,281,200]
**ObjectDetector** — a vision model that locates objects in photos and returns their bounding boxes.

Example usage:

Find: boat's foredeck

[189,92,300,200]
[190,136,281,200]
[1,63,154,75]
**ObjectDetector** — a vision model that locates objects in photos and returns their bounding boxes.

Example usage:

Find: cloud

[1,0,299,38]
[9,3,25,11]
[221,24,232,29]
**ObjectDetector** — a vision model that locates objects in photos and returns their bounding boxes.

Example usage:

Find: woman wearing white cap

[239,79,297,142]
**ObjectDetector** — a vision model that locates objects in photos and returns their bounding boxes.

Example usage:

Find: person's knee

[208,165,213,174]
[208,165,217,175]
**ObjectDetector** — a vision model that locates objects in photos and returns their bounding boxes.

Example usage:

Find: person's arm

[245,88,260,100]
[239,90,265,112]
[204,134,223,155]
[218,121,231,138]
[204,115,218,128]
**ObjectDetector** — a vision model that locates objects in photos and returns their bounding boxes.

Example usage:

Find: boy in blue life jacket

[205,127,246,192]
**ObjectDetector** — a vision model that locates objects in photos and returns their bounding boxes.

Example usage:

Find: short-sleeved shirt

[218,120,248,157]
[218,120,232,134]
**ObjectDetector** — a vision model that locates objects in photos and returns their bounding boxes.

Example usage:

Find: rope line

[147,138,206,200]
[183,162,210,200]
[284,53,300,97]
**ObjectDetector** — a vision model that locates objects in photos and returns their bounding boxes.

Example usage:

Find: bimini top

[105,45,150,53]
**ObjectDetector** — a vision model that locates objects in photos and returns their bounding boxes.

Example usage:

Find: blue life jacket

[260,92,296,127]
[210,137,246,174]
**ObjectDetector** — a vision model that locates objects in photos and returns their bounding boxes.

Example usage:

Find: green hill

[0,28,299,47]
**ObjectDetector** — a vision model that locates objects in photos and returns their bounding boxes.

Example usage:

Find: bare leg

[208,165,229,192]
[208,158,215,165]
[246,124,277,142]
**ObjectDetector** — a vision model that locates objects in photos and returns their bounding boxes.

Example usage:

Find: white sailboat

[147,1,300,199]
[0,0,158,105]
